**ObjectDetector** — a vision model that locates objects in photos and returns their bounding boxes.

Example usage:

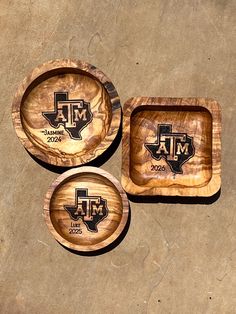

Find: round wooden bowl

[43,167,129,252]
[12,59,121,167]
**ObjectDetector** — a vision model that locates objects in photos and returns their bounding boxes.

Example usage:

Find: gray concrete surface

[0,0,236,313]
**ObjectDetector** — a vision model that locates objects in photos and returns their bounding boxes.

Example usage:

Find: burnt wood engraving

[145,124,195,174]
[44,167,129,252]
[64,188,108,232]
[121,97,221,197]
[12,59,122,167]
[43,92,93,140]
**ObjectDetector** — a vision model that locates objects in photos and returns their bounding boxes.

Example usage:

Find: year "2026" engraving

[145,124,195,174]
[150,165,165,172]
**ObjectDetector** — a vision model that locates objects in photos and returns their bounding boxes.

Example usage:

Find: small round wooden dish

[12,59,121,167]
[43,167,129,252]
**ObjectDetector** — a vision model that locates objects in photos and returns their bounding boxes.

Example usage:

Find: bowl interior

[130,105,212,188]
[21,68,112,161]
[49,172,123,247]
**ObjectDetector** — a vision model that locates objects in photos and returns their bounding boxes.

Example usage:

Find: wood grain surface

[2,1,235,313]
[122,97,221,197]
[12,59,121,167]
[44,167,129,252]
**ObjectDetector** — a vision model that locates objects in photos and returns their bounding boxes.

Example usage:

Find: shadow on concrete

[127,189,221,205]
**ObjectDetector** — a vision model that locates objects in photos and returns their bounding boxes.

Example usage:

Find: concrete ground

[0,0,235,313]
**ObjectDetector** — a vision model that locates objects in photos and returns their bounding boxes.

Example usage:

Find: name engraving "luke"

[64,188,108,232]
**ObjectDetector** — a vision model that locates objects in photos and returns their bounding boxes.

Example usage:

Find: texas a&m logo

[42,92,93,140]
[145,124,194,174]
[64,188,108,232]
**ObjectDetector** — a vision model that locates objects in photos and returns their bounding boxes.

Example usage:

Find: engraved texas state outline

[64,188,108,232]
[42,92,93,140]
[145,124,195,174]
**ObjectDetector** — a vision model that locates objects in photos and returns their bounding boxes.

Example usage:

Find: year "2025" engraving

[64,188,108,233]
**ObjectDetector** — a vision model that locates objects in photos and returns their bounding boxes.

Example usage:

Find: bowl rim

[43,166,129,252]
[12,58,121,167]
[121,97,221,197]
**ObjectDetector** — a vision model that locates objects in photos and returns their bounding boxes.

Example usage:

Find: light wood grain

[12,59,121,167]
[44,167,129,252]
[122,97,221,197]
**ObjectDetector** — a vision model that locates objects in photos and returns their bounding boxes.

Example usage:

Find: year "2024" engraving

[42,92,93,140]
[41,129,65,142]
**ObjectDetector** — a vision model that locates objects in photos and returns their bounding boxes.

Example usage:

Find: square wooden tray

[121,97,221,197]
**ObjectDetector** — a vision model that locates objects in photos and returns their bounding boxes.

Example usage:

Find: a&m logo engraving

[145,124,194,174]
[42,92,93,140]
[64,188,108,233]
